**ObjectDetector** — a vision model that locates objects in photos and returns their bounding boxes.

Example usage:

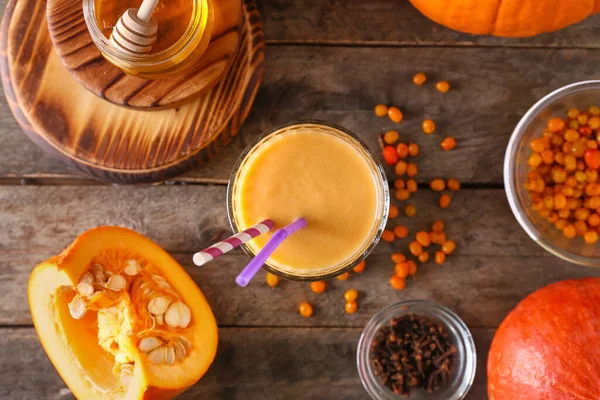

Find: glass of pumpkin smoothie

[227,121,389,281]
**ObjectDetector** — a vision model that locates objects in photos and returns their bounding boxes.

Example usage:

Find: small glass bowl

[226,120,390,281]
[357,300,476,400]
[504,80,600,266]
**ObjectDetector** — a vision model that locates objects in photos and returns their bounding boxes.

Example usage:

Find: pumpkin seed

[148,346,167,365]
[147,296,170,315]
[177,335,191,352]
[165,302,192,328]
[124,260,139,276]
[138,336,161,352]
[152,275,171,290]
[106,274,126,291]
[165,346,175,365]
[155,314,164,325]
[68,296,87,319]
[76,281,94,297]
[174,342,185,360]
[80,272,94,284]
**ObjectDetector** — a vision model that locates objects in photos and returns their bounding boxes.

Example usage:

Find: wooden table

[1,2,600,399]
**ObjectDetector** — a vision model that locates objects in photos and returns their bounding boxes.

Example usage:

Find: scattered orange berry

[344,289,359,302]
[394,225,409,238]
[436,81,450,93]
[391,253,406,263]
[430,231,447,245]
[337,272,350,281]
[408,143,420,157]
[394,179,406,190]
[382,230,395,242]
[447,178,461,191]
[390,275,406,290]
[430,179,445,192]
[435,250,446,264]
[416,231,431,247]
[409,241,423,256]
[418,252,430,263]
[395,262,409,278]
[266,272,279,288]
[374,104,388,117]
[310,281,326,293]
[388,106,404,123]
[299,302,313,318]
[407,179,418,193]
[383,130,400,144]
[441,137,457,151]
[395,160,408,175]
[396,189,411,201]
[442,240,456,255]
[407,260,417,276]
[388,205,399,219]
[405,204,417,217]
[413,72,427,85]
[407,163,418,177]
[345,301,358,314]
[353,261,366,273]
[422,119,436,134]
[396,143,409,158]
[432,220,445,232]
[383,146,399,165]
[439,194,451,209]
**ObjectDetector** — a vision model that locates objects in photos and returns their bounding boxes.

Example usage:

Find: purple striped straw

[192,219,275,266]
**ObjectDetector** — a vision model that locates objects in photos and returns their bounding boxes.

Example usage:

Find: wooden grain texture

[46,0,242,108]
[0,327,491,399]
[0,0,264,183]
[2,45,600,183]
[258,0,600,47]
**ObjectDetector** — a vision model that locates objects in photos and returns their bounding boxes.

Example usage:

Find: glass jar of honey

[83,0,214,79]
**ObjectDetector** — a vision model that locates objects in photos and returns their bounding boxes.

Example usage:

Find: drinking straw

[235,218,307,287]
[192,219,275,266]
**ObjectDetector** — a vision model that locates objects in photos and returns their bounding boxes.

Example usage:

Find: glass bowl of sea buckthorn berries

[505,80,600,266]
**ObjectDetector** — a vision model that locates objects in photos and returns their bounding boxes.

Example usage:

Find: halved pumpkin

[28,226,218,399]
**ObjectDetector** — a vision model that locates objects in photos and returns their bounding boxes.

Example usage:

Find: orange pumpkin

[28,226,218,399]
[409,0,600,37]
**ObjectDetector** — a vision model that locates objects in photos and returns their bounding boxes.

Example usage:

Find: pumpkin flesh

[409,0,600,37]
[28,227,218,400]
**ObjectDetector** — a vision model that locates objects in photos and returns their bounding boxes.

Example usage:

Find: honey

[95,0,193,53]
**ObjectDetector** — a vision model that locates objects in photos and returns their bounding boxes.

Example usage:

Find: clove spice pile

[370,314,457,396]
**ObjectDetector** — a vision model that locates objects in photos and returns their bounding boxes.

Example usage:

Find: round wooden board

[0,0,264,183]
[46,0,243,109]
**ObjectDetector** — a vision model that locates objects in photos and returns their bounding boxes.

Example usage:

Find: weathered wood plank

[0,185,548,256]
[258,0,600,48]
[0,327,492,399]
[2,251,597,327]
[2,46,600,183]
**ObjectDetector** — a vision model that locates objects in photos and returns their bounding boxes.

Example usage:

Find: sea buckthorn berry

[396,143,409,158]
[344,289,358,302]
[578,114,589,125]
[442,240,456,255]
[575,220,588,236]
[589,117,600,130]
[382,230,395,243]
[383,146,398,165]
[552,134,565,147]
[530,138,546,153]
[548,117,566,132]
[528,153,542,168]
[558,209,570,219]
[394,179,406,190]
[416,231,431,247]
[337,272,349,281]
[345,301,358,314]
[430,231,447,245]
[584,149,600,170]
[541,149,555,165]
[447,178,461,191]
[353,261,366,273]
[407,179,418,193]
[396,189,411,201]
[575,208,591,221]
[436,81,450,93]
[575,171,587,183]
[432,220,444,232]
[585,231,599,244]
[395,262,409,278]
[394,225,409,238]
[395,160,408,175]
[441,137,456,151]
[422,120,436,134]
[384,130,400,144]
[439,194,451,209]
[580,126,593,136]
[413,73,427,85]
[554,193,567,209]
[408,143,420,157]
[564,129,580,143]
[299,302,313,318]
[589,213,600,227]
[375,104,388,117]
[310,281,326,293]
[407,163,418,177]
[388,205,399,219]
[266,272,279,288]
[555,153,566,166]
[390,275,406,290]
[409,241,423,256]
[544,196,554,210]
[391,253,406,263]
[564,154,577,171]
[570,120,580,129]
[555,219,567,230]
[568,108,580,119]
[388,106,404,123]
[434,250,446,265]
[430,179,446,192]
[405,204,417,217]
[563,224,576,238]
[418,252,429,263]
[407,260,417,276]
[589,105,600,115]
[588,170,599,183]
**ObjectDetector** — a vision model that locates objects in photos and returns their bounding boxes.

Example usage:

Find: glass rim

[83,0,212,68]
[226,119,390,281]
[356,300,477,400]
[504,80,600,267]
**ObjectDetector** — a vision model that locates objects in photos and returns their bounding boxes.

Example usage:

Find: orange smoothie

[229,122,388,279]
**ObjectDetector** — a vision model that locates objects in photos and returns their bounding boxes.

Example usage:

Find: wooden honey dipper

[110,0,160,54]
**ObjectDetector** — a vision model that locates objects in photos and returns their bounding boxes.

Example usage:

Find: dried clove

[370,314,458,396]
